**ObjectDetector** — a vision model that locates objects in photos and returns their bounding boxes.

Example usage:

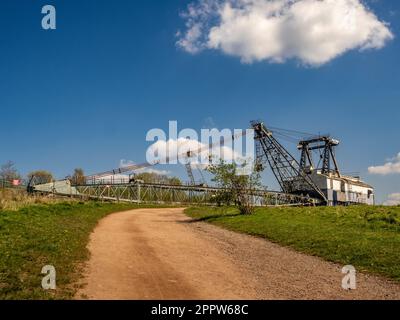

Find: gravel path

[77,208,400,300]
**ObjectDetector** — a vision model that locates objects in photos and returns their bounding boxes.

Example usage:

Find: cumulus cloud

[119,159,171,176]
[383,193,400,206]
[177,0,394,65]
[368,153,400,175]
[146,137,245,169]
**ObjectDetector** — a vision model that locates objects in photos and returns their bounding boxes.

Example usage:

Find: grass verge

[185,206,400,281]
[0,188,67,211]
[0,201,158,299]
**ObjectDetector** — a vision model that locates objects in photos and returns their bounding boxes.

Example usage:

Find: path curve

[77,208,400,300]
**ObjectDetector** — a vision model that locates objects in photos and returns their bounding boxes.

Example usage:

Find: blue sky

[0,0,399,203]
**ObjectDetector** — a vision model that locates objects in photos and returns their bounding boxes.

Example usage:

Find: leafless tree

[0,161,21,181]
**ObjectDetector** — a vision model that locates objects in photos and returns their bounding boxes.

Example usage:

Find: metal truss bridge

[32,180,319,207]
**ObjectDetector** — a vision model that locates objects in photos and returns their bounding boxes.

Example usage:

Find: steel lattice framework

[251,121,327,203]
[298,136,341,177]
[32,180,319,207]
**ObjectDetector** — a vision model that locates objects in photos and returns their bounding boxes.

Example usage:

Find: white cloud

[383,193,400,206]
[119,159,171,176]
[137,168,171,175]
[94,161,173,183]
[368,153,400,175]
[177,0,394,66]
[146,137,244,169]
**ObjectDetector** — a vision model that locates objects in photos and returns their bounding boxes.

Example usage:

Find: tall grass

[0,188,71,211]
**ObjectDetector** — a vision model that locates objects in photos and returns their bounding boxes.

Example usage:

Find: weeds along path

[78,208,400,300]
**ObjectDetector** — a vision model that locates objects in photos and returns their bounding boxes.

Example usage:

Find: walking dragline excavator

[251,121,328,204]
[251,121,375,206]
[28,119,374,206]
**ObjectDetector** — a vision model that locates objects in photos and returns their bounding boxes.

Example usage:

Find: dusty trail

[78,208,400,300]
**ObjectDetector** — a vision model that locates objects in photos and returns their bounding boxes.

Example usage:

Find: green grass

[0,201,159,299]
[185,206,400,281]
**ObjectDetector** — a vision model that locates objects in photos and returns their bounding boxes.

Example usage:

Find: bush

[207,161,261,215]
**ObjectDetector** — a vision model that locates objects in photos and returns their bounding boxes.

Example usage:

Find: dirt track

[77,208,400,300]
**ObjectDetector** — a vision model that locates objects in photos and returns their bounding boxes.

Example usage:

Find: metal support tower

[297,136,341,177]
[185,163,196,186]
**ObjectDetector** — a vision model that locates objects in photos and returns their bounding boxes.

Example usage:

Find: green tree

[207,161,261,215]
[27,170,53,185]
[134,172,182,185]
[0,161,21,181]
[167,176,182,186]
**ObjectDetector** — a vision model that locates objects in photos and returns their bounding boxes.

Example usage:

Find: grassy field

[185,206,400,281]
[0,201,149,299]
